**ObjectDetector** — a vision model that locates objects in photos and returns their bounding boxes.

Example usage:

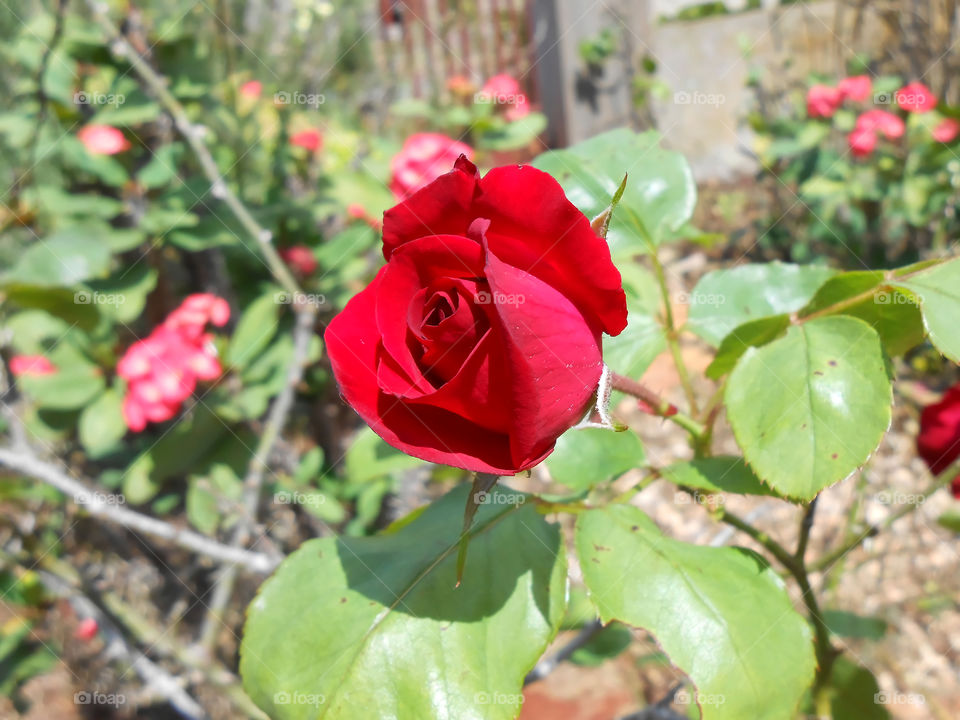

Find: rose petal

[325,271,518,473]
[473,164,628,337]
[382,158,479,258]
[482,242,603,468]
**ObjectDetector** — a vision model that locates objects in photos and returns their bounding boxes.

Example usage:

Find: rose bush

[326,156,627,473]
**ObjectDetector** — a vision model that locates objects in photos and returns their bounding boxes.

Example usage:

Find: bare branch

[0,447,279,573]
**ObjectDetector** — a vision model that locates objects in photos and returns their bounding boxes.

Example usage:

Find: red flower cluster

[806,75,870,118]
[78,125,130,155]
[917,382,960,498]
[9,355,57,377]
[280,245,318,276]
[389,133,474,201]
[118,294,230,432]
[290,129,323,152]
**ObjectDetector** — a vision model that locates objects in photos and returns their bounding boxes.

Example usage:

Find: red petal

[483,242,603,468]
[474,164,627,336]
[382,165,479,259]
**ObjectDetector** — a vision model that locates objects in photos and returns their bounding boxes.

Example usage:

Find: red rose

[848,127,877,157]
[290,129,323,152]
[325,157,627,474]
[389,133,474,201]
[806,84,843,118]
[932,117,960,143]
[896,82,937,113]
[917,382,960,498]
[856,109,905,139]
[280,245,318,276]
[838,75,872,103]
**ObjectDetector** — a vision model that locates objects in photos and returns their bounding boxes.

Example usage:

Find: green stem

[609,372,705,440]
[649,252,699,415]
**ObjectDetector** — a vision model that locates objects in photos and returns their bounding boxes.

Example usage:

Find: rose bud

[325,156,627,474]
[917,382,960,498]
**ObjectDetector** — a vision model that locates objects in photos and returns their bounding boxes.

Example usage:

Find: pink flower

[9,355,57,377]
[896,82,937,113]
[118,294,230,432]
[446,75,475,95]
[856,109,905,139]
[346,203,382,231]
[280,245,318,276]
[848,127,878,157]
[290,129,323,152]
[932,117,960,143]
[838,75,872,102]
[505,93,531,121]
[77,125,130,155]
[480,74,522,104]
[74,618,99,642]
[389,133,474,201]
[806,84,843,118]
[240,80,262,98]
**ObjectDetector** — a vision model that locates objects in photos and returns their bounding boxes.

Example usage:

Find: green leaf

[241,485,567,720]
[937,511,960,533]
[604,312,667,379]
[576,505,815,720]
[226,292,281,369]
[122,405,228,504]
[344,427,422,485]
[532,129,696,256]
[893,257,960,362]
[18,355,104,412]
[687,263,836,346]
[85,263,158,323]
[829,657,890,720]
[660,456,774,497]
[822,610,887,640]
[569,623,633,666]
[78,389,127,458]
[725,316,892,500]
[706,315,790,379]
[477,112,548,151]
[4,228,112,287]
[799,271,925,356]
[2,285,100,330]
[546,428,645,490]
